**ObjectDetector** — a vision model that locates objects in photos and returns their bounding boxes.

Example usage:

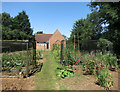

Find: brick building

[35,29,66,50]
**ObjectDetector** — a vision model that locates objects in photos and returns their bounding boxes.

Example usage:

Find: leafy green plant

[94,66,113,90]
[102,53,118,69]
[56,66,74,78]
[81,53,98,74]
[64,48,77,66]
[2,51,33,70]
[51,44,61,61]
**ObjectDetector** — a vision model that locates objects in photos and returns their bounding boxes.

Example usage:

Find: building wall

[35,30,66,50]
[49,30,66,50]
[36,42,48,50]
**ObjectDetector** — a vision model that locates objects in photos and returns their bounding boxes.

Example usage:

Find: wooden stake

[26,42,29,77]
[74,35,75,58]
[78,33,79,55]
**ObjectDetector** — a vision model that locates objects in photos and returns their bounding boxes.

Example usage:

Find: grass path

[35,52,60,90]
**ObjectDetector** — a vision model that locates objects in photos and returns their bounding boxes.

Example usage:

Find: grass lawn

[35,51,63,90]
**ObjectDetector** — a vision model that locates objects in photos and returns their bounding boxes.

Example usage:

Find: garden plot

[59,65,118,90]
[51,44,119,90]
[1,50,43,78]
[2,76,35,90]
[1,50,44,91]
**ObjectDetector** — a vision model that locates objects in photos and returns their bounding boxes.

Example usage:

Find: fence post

[26,42,29,77]
[33,39,36,66]
[60,41,64,63]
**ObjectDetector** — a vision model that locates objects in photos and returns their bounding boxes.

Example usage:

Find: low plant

[56,66,74,78]
[2,51,33,70]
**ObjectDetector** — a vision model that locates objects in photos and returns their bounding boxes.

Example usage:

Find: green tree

[2,12,13,29]
[13,11,33,39]
[88,2,120,55]
[2,11,33,40]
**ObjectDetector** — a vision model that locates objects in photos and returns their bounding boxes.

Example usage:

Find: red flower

[96,67,99,70]
[96,67,99,73]
[101,65,104,67]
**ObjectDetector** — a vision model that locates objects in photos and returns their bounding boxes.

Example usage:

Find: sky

[2,2,92,37]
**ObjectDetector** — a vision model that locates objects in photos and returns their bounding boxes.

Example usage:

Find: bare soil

[60,65,119,90]
[2,76,35,90]
[1,51,46,91]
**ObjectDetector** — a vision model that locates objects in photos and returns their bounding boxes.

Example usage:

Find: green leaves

[56,66,74,79]
[51,44,61,61]
[101,53,117,69]
[97,38,113,52]
[2,11,33,40]
[95,66,113,90]
[2,51,33,70]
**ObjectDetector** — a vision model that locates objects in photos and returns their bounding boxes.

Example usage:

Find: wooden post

[33,39,36,66]
[78,33,79,55]
[61,40,64,64]
[74,35,76,58]
[26,42,29,77]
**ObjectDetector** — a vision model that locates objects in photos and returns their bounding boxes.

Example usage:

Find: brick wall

[36,42,48,50]
[49,30,66,50]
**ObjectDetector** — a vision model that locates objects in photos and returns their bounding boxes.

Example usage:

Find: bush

[102,53,118,69]
[97,38,113,53]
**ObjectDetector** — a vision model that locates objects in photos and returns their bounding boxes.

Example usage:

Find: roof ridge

[35,34,53,35]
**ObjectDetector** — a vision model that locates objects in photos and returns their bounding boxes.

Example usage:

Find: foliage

[2,50,34,70]
[101,53,118,69]
[88,2,120,55]
[64,48,77,66]
[56,66,74,78]
[2,11,33,40]
[97,38,113,52]
[51,44,61,61]
[36,51,43,60]
[94,66,113,90]
[81,53,98,74]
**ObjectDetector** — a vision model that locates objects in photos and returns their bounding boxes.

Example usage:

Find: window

[37,42,39,45]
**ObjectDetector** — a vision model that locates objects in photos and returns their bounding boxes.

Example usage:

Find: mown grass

[35,51,60,90]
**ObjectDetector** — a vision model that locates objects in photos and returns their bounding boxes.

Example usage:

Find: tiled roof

[35,34,53,42]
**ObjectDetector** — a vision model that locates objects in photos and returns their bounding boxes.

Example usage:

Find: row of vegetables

[2,50,42,71]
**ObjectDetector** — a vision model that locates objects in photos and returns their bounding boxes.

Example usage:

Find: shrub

[102,53,118,69]
[97,38,113,53]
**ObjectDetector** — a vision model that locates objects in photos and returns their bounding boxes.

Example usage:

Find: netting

[1,40,39,78]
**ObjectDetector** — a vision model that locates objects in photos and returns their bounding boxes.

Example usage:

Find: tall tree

[88,2,120,55]
[2,11,33,40]
[13,11,33,39]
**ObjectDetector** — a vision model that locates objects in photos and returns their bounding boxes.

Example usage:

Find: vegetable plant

[56,66,74,78]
